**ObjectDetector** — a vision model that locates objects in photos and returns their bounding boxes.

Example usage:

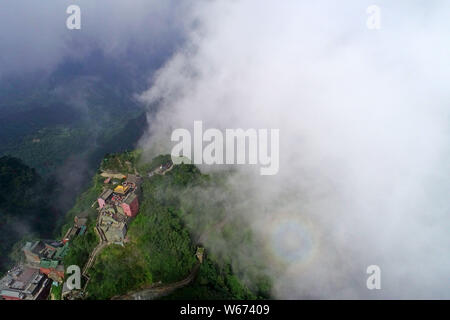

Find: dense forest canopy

[59,152,271,299]
[0,156,57,272]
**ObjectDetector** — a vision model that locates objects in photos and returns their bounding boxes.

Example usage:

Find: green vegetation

[101,150,143,174]
[87,245,152,299]
[162,257,257,300]
[85,156,201,298]
[58,152,271,299]
[61,174,104,269]
[0,53,149,178]
[1,110,148,177]
[61,173,104,226]
[50,283,62,300]
[0,156,56,273]
[0,60,150,275]
[62,220,98,269]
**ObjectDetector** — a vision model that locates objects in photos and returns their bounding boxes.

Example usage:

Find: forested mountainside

[0,49,161,274]
[57,151,271,300]
[0,50,159,264]
[0,156,58,273]
[0,49,155,178]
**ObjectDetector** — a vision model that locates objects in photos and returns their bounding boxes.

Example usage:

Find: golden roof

[114,184,130,194]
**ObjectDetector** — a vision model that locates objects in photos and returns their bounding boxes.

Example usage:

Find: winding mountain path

[81,226,108,291]
[112,249,204,300]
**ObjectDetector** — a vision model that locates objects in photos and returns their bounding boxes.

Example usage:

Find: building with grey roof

[0,265,51,300]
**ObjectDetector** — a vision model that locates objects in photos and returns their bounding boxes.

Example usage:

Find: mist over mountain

[0,0,188,78]
[0,1,188,272]
[0,0,188,208]
[0,0,448,300]
[139,0,450,299]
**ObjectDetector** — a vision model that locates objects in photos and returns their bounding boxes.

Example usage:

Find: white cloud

[140,0,450,298]
[0,0,190,77]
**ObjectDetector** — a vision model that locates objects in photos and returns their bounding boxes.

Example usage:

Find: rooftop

[99,189,113,200]
[126,174,142,186]
[39,260,59,269]
[123,192,137,205]
[0,265,46,299]
[114,185,130,195]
